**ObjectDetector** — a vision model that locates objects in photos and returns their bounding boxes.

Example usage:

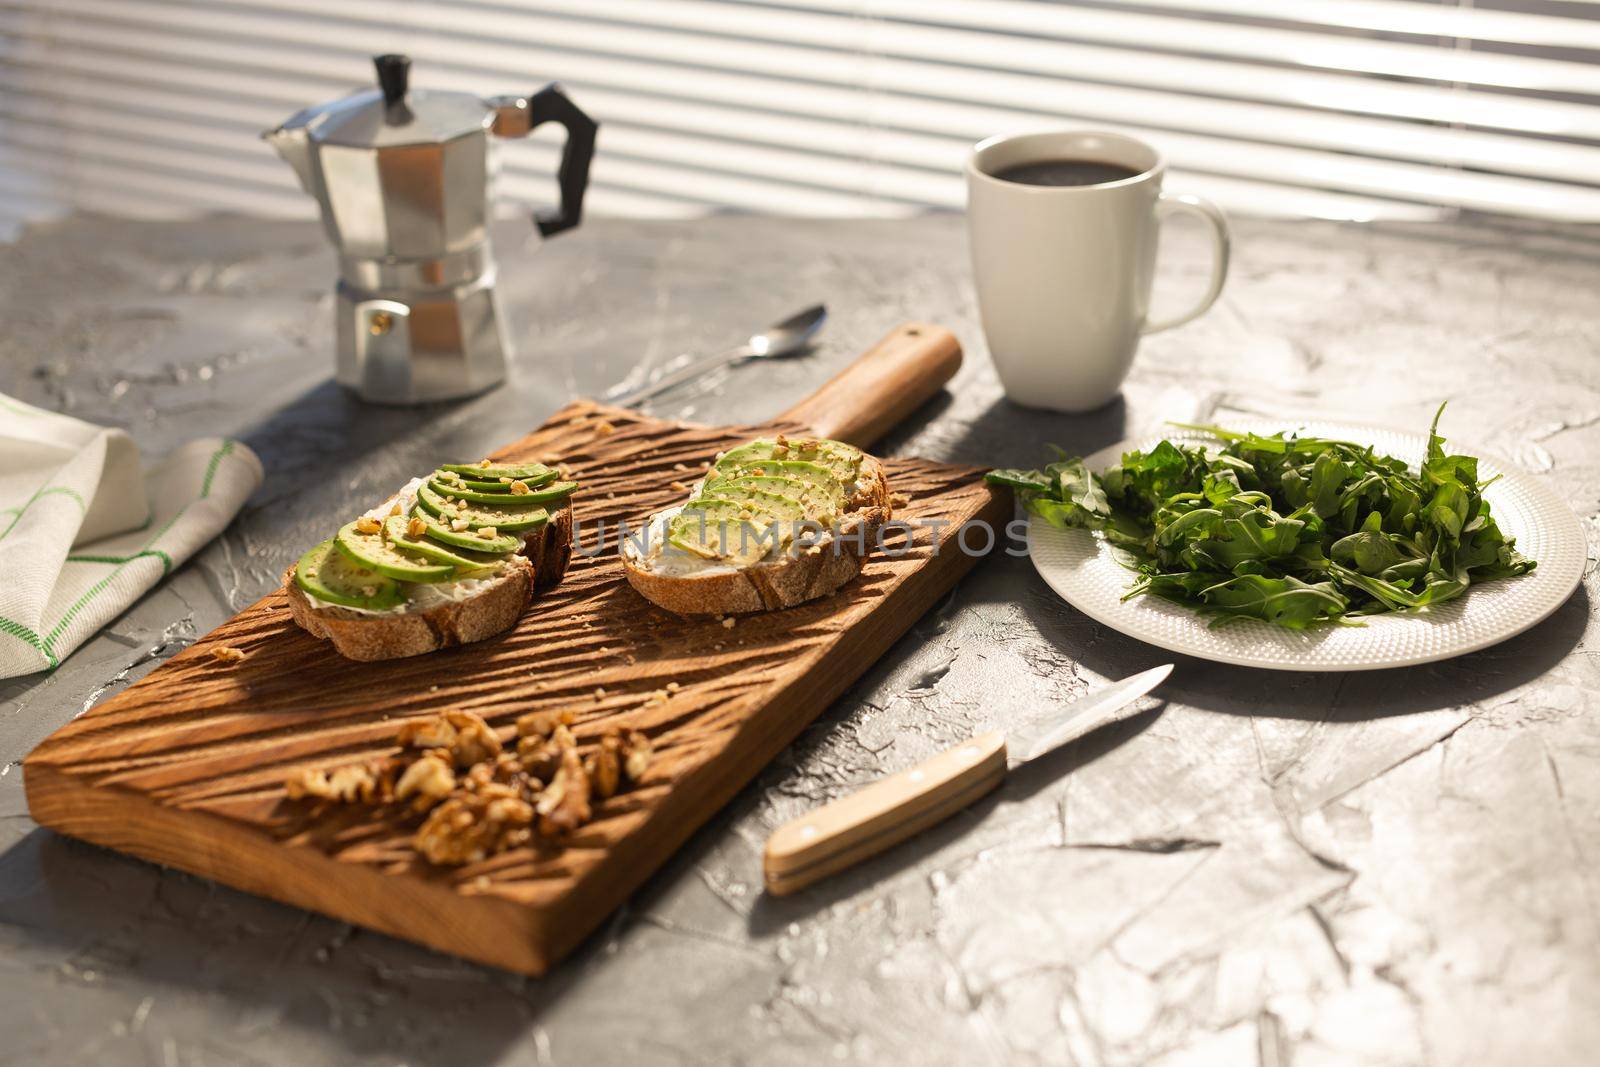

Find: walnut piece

[515,708,573,739]
[395,752,455,807]
[285,758,396,804]
[443,710,503,767]
[537,746,592,836]
[621,730,653,784]
[587,733,622,799]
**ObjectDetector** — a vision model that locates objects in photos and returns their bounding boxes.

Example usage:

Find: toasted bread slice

[285,554,534,661]
[524,500,573,592]
[285,495,573,661]
[622,453,891,616]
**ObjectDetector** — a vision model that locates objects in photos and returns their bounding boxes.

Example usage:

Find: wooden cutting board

[24,324,1006,975]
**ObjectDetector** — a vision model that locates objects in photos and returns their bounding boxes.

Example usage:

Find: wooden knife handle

[778,322,962,448]
[762,731,1007,896]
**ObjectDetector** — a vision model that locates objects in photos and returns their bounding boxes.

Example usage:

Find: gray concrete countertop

[1,213,1597,1066]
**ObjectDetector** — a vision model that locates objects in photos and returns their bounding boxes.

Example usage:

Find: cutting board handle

[778,323,962,448]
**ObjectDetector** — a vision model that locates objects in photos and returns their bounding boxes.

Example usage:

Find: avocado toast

[284,462,577,660]
[623,435,890,615]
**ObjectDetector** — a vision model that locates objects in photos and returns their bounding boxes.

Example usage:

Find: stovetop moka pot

[265,55,597,404]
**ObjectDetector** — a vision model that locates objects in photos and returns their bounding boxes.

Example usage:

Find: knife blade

[1005,663,1172,766]
[762,664,1174,896]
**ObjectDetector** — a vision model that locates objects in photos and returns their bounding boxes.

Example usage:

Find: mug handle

[1141,193,1231,335]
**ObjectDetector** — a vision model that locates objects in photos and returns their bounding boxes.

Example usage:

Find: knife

[762,664,1174,895]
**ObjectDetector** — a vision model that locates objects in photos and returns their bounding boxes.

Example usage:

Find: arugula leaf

[985,404,1536,630]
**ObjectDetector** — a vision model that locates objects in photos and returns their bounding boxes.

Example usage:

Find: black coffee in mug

[991,158,1143,188]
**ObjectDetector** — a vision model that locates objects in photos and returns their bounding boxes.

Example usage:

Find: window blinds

[3,0,1599,234]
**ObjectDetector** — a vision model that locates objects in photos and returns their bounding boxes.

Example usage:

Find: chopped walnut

[587,733,622,799]
[354,516,382,535]
[285,758,396,804]
[395,752,455,808]
[389,503,403,517]
[477,526,499,540]
[406,515,428,538]
[516,708,574,738]
[537,747,592,836]
[415,795,517,866]
[443,710,502,767]
[450,517,470,531]
[211,646,246,663]
[288,700,642,867]
[621,730,653,784]
[397,713,457,751]
[478,459,492,468]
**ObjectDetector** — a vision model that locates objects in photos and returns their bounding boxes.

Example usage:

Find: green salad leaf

[987,405,1535,629]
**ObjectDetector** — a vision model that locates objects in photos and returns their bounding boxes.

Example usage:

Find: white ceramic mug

[967,131,1230,412]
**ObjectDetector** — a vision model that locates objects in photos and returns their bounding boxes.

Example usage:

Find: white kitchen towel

[0,393,263,678]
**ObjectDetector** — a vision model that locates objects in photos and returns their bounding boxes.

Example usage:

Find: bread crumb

[472,874,490,890]
[388,503,402,517]
[721,617,736,629]
[673,462,689,471]
[666,681,680,692]
[211,646,245,663]
[669,481,688,492]
[594,687,607,700]
[890,492,911,508]
[595,420,616,435]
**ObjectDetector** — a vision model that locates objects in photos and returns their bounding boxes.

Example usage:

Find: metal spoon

[607,304,827,408]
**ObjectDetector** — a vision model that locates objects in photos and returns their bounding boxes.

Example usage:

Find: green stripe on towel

[0,617,57,670]
[42,439,237,658]
[0,485,89,540]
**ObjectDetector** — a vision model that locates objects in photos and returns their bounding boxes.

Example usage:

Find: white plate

[1027,419,1588,671]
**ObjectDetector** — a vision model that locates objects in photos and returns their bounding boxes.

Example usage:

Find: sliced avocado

[438,461,555,481]
[416,482,552,533]
[716,438,863,486]
[710,460,846,514]
[701,474,841,522]
[407,505,525,553]
[383,515,508,573]
[294,539,405,610]
[426,474,578,507]
[452,470,558,492]
[693,480,808,528]
[335,520,455,583]
[669,498,782,566]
